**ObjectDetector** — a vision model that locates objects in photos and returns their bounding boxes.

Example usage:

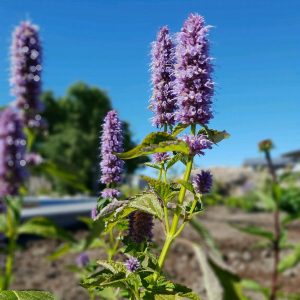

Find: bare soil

[11,206,300,299]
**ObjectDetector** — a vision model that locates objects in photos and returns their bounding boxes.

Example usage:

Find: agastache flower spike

[125,257,140,273]
[11,21,45,129]
[150,26,176,127]
[175,14,214,125]
[100,110,124,185]
[193,170,213,194]
[128,211,153,243]
[0,108,27,198]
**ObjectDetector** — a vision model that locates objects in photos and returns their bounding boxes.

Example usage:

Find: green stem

[3,237,16,290]
[153,124,196,280]
[154,157,193,277]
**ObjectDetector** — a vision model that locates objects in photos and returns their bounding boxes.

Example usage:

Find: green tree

[38,82,146,194]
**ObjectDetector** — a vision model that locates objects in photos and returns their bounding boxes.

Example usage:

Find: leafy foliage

[117,132,190,159]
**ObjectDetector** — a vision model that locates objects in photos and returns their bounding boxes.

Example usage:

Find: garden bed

[11,206,300,299]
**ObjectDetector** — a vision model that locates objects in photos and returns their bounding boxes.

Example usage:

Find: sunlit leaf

[117,132,189,159]
[0,291,56,300]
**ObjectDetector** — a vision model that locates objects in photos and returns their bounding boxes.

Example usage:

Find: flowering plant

[81,14,230,299]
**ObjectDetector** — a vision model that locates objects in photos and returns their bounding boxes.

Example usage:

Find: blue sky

[0,0,299,168]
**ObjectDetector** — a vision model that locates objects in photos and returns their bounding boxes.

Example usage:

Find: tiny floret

[193,170,213,194]
[183,134,212,156]
[153,152,170,164]
[101,188,121,199]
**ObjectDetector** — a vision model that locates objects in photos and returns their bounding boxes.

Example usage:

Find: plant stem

[3,236,16,290]
[154,157,193,277]
[153,124,196,280]
[265,150,280,300]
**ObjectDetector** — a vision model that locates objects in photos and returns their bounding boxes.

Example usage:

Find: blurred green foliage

[37,82,147,194]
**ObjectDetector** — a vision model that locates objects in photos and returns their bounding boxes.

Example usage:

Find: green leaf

[141,176,178,203]
[278,244,300,272]
[97,260,127,274]
[129,193,163,220]
[171,123,189,137]
[18,217,75,243]
[117,132,190,159]
[48,243,72,260]
[254,191,276,211]
[240,279,269,299]
[190,218,221,258]
[231,224,274,241]
[199,127,230,144]
[177,180,194,193]
[144,162,162,170]
[165,154,185,170]
[0,291,56,300]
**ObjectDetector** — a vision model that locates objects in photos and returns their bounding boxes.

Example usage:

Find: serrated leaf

[0,291,56,300]
[141,176,177,203]
[18,217,75,242]
[129,193,163,220]
[117,132,189,159]
[165,154,185,169]
[278,244,300,272]
[231,224,274,241]
[97,260,127,274]
[177,180,195,193]
[145,162,162,170]
[172,124,189,137]
[199,128,230,144]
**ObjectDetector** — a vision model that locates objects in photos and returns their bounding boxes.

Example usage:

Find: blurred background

[0,1,300,299]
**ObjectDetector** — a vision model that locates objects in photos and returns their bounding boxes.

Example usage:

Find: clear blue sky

[0,0,299,167]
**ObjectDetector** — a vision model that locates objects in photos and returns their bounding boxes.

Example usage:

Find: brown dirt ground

[10,206,300,299]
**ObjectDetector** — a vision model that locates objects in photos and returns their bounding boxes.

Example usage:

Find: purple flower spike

[100,110,124,185]
[11,21,45,129]
[0,108,27,198]
[183,134,212,156]
[101,188,121,199]
[76,253,90,268]
[128,211,153,243]
[150,26,176,127]
[175,14,214,125]
[153,152,169,164]
[193,170,213,194]
[125,257,140,273]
